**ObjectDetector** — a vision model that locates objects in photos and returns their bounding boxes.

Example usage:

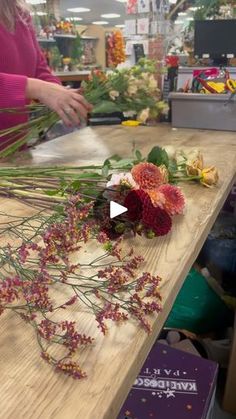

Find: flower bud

[146,230,156,239]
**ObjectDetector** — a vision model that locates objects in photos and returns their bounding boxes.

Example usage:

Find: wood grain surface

[0,125,236,419]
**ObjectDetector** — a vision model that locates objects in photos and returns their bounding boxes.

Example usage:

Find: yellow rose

[186,152,204,176]
[137,108,150,123]
[200,166,219,187]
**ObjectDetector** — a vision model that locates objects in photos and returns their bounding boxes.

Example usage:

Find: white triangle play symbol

[110,201,128,219]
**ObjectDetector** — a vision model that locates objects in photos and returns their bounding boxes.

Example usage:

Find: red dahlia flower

[142,199,172,236]
[131,163,163,189]
[124,189,151,221]
[158,184,185,216]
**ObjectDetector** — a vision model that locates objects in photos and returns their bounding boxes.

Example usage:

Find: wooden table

[54,71,91,83]
[0,125,236,419]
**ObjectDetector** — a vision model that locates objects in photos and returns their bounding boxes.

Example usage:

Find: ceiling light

[178,12,187,16]
[169,0,177,3]
[66,17,83,22]
[26,0,46,4]
[115,24,125,28]
[186,17,194,21]
[175,20,184,24]
[101,14,121,18]
[92,21,109,25]
[115,0,127,2]
[67,7,90,13]
[36,11,47,15]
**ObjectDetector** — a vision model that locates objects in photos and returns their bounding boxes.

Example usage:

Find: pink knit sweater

[0,14,60,150]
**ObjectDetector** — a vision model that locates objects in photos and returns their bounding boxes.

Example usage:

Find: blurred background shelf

[53,70,90,83]
[37,38,56,43]
[53,34,77,39]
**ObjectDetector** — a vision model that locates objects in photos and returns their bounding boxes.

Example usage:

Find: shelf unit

[81,36,98,41]
[53,33,77,39]
[37,38,56,43]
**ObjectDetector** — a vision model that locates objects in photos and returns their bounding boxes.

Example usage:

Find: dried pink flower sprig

[0,195,162,379]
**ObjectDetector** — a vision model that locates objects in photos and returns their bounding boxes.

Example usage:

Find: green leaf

[102,164,110,177]
[103,158,112,168]
[168,159,178,175]
[111,158,134,169]
[91,101,122,114]
[147,146,169,168]
[44,190,60,196]
[108,154,122,162]
[135,149,143,162]
[76,173,102,179]
[71,180,81,192]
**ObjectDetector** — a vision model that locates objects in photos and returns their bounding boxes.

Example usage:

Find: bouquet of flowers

[0,59,167,158]
[94,162,185,239]
[83,59,167,121]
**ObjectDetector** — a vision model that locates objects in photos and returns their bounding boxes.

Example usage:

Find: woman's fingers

[70,99,88,120]
[64,105,81,126]
[57,108,72,127]
[32,79,93,126]
[71,92,93,111]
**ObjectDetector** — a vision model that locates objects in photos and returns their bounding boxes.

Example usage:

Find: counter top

[0,125,236,419]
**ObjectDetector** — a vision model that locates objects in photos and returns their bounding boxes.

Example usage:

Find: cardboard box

[118,343,218,419]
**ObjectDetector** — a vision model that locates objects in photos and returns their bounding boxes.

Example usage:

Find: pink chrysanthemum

[158,184,185,216]
[131,163,163,189]
[146,189,166,209]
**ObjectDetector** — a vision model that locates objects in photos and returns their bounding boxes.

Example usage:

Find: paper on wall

[125,19,136,36]
[127,0,138,14]
[137,18,149,34]
[138,0,150,14]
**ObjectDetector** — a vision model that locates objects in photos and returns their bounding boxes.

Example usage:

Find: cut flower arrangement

[0,59,167,158]
[0,145,219,378]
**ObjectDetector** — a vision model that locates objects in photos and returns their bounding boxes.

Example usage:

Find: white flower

[106,173,138,189]
[148,75,158,91]
[137,108,150,123]
[109,90,119,101]
[127,84,138,96]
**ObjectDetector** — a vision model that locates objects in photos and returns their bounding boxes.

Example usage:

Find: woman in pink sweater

[0,0,92,150]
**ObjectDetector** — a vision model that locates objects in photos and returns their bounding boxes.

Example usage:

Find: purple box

[118,343,218,419]
[223,184,236,215]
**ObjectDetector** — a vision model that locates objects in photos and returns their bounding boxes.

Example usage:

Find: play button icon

[110,201,128,219]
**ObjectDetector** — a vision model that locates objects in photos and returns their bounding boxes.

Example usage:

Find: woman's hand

[26,78,93,126]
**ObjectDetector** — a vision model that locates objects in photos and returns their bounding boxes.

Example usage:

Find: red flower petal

[124,189,151,222]
[142,199,172,236]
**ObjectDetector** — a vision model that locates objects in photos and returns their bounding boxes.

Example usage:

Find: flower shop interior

[0,1,236,419]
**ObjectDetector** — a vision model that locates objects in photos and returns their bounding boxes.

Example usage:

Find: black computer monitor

[194,20,236,65]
